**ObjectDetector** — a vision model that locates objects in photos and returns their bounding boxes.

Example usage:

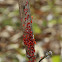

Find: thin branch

[18,0,36,62]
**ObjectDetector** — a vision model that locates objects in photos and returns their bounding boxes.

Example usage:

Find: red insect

[31,20,32,23]
[23,24,25,26]
[22,0,36,62]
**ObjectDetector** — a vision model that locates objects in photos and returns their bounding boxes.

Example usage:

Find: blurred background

[0,0,62,62]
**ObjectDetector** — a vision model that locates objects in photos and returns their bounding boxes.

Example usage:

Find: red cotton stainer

[18,0,36,62]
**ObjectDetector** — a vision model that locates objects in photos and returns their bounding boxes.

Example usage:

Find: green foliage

[42,21,47,27]
[12,10,19,16]
[48,19,57,24]
[52,55,60,62]
[32,23,41,34]
[2,19,13,26]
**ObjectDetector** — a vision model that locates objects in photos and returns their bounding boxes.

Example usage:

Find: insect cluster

[22,0,36,62]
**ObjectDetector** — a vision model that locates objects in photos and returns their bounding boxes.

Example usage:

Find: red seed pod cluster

[22,0,36,62]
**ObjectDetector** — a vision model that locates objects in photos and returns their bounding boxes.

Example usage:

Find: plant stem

[18,0,36,62]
